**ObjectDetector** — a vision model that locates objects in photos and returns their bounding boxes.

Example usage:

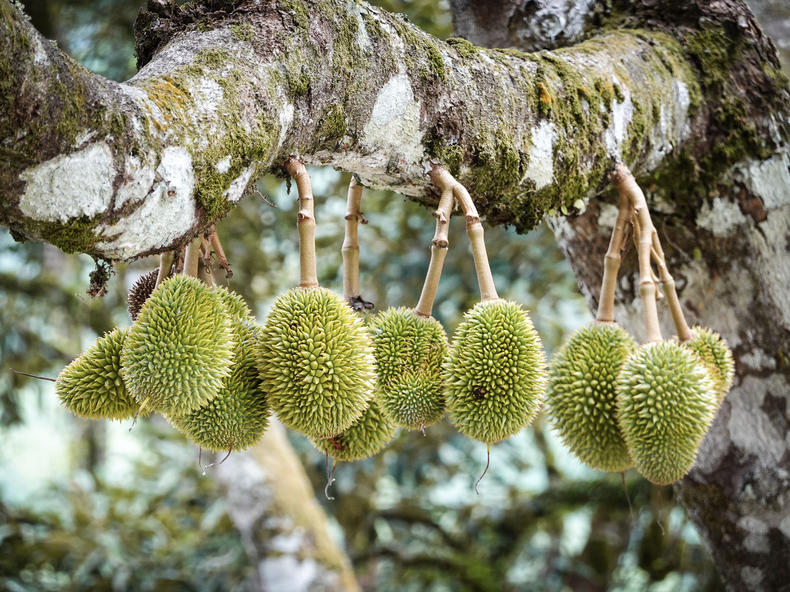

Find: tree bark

[2,0,784,259]
[447,1,790,590]
[2,0,790,589]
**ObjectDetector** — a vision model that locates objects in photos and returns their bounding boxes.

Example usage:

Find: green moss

[25,215,103,254]
[317,104,347,146]
[280,0,310,29]
[446,37,478,60]
[389,17,446,82]
[423,127,465,175]
[230,22,255,42]
[684,23,743,91]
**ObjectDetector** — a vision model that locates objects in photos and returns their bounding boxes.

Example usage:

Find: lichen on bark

[3,0,771,261]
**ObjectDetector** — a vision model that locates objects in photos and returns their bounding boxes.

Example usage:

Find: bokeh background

[2,1,786,590]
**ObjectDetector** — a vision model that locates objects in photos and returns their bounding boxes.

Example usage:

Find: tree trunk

[448,1,790,590]
[2,0,789,589]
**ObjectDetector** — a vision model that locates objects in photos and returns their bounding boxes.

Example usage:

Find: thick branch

[3,0,781,260]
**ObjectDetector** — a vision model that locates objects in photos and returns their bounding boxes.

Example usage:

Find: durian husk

[311,397,396,462]
[121,275,235,416]
[547,322,636,472]
[444,299,547,444]
[378,370,445,430]
[683,326,734,404]
[616,341,718,485]
[172,320,269,452]
[256,287,376,438]
[56,327,140,420]
[127,269,158,322]
[371,307,448,430]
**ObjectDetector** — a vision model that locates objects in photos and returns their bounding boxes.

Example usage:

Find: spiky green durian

[370,307,448,387]
[311,398,396,462]
[370,307,448,429]
[444,299,547,443]
[128,269,158,322]
[547,322,636,472]
[683,326,734,403]
[56,327,140,420]
[616,341,718,485]
[121,275,235,416]
[257,287,376,438]
[214,285,252,320]
[378,370,446,430]
[172,320,268,452]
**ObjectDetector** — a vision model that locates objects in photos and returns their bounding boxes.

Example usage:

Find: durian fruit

[214,285,252,320]
[546,322,636,472]
[127,269,158,322]
[257,287,376,438]
[172,319,268,452]
[444,299,547,443]
[56,327,140,420]
[616,341,718,485]
[370,307,448,429]
[379,370,446,430]
[683,326,734,403]
[121,275,235,416]
[311,397,396,462]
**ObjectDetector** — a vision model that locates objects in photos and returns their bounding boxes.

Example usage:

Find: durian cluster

[545,166,735,486]
[56,273,270,453]
[546,322,733,484]
[49,162,735,494]
[52,172,549,473]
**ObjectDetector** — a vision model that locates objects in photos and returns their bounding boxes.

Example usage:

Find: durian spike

[431,165,499,302]
[414,170,455,317]
[155,251,175,289]
[183,236,203,279]
[613,164,661,342]
[208,225,233,279]
[342,176,373,310]
[284,157,319,289]
[596,186,631,323]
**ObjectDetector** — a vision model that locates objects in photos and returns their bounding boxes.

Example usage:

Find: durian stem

[285,157,319,289]
[650,234,693,342]
[208,225,233,279]
[155,252,174,288]
[613,164,661,343]
[11,369,55,382]
[414,169,455,317]
[198,238,215,286]
[596,188,631,323]
[431,166,499,302]
[342,176,364,302]
[183,236,203,279]
[198,243,215,286]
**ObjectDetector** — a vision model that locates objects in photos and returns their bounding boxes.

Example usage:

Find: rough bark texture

[2,0,790,589]
[2,0,783,261]
[448,1,790,590]
[214,422,359,592]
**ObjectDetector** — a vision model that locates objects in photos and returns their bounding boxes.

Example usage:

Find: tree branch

[4,0,779,260]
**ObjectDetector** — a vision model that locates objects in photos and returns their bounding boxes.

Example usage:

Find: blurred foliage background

[6,0,783,589]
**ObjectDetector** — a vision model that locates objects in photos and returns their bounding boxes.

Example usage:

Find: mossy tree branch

[3,0,784,261]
